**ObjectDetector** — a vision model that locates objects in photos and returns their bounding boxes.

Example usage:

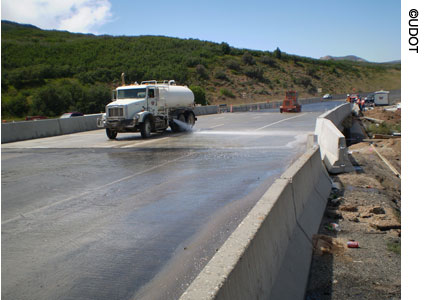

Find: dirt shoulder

[305,108,401,299]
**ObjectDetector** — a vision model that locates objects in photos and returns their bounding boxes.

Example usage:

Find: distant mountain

[320,55,368,62]
[320,55,401,65]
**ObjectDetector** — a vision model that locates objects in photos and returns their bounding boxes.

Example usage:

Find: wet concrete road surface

[2,102,343,300]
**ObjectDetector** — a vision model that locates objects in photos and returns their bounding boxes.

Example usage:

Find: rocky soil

[305,107,401,299]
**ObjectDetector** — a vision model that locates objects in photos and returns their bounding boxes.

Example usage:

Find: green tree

[221,42,231,55]
[32,83,71,116]
[189,85,207,105]
[2,94,29,117]
[274,47,282,59]
[79,84,111,113]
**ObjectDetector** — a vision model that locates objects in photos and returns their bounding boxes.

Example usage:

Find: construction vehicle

[280,90,301,113]
[97,80,197,139]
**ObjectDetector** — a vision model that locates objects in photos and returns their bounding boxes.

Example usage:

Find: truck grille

[108,107,124,117]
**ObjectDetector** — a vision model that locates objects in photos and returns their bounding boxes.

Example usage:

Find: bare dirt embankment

[305,106,401,299]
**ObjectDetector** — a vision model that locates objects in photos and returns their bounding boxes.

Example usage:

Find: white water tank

[158,85,194,109]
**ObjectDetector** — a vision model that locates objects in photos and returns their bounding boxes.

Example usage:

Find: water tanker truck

[97,80,197,139]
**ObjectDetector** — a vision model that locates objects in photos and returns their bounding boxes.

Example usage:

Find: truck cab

[280,90,301,113]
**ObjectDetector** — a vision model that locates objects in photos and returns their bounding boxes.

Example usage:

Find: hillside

[1,21,401,119]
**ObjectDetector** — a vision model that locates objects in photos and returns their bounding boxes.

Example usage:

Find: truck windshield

[117,88,146,99]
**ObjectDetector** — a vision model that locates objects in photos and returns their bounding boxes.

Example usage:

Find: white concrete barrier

[180,146,331,300]
[318,103,352,131]
[1,114,102,143]
[194,105,219,116]
[314,103,354,174]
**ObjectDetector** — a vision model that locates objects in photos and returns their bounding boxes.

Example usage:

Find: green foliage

[214,70,229,81]
[195,64,209,80]
[274,47,282,59]
[244,66,264,81]
[30,80,110,116]
[189,85,207,105]
[220,88,235,98]
[306,66,320,79]
[294,76,312,88]
[387,240,401,255]
[221,42,231,55]
[259,56,276,67]
[226,59,240,71]
[242,52,255,65]
[366,122,401,136]
[32,82,72,116]
[2,93,29,117]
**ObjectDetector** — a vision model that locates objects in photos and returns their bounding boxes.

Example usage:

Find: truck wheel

[141,121,152,138]
[186,113,195,127]
[178,114,186,123]
[106,128,117,139]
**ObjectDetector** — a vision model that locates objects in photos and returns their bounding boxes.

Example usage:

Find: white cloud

[1,0,112,33]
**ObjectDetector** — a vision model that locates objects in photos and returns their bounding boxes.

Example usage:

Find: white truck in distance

[97,80,197,139]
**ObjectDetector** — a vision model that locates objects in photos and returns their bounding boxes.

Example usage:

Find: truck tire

[106,128,117,139]
[141,120,152,138]
[178,114,186,123]
[186,112,195,128]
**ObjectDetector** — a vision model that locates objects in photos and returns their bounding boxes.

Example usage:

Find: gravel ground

[305,109,401,300]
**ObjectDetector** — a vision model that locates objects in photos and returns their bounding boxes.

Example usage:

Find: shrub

[226,59,240,71]
[366,122,400,136]
[259,56,276,67]
[214,70,229,81]
[186,57,202,67]
[242,52,255,65]
[220,88,235,98]
[244,66,264,80]
[387,240,401,255]
[196,64,209,79]
[32,83,71,116]
[2,94,29,117]
[306,66,320,79]
[190,85,207,105]
[294,76,312,88]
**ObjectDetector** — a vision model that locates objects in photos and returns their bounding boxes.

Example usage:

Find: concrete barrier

[180,146,331,300]
[318,103,352,131]
[194,105,219,116]
[1,114,102,143]
[2,105,218,143]
[314,103,354,174]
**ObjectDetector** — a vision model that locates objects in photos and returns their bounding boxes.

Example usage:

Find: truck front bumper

[99,118,138,131]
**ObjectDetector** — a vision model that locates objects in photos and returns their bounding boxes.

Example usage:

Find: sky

[2,0,401,62]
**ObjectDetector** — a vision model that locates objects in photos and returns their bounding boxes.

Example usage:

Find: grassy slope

[2,21,400,113]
